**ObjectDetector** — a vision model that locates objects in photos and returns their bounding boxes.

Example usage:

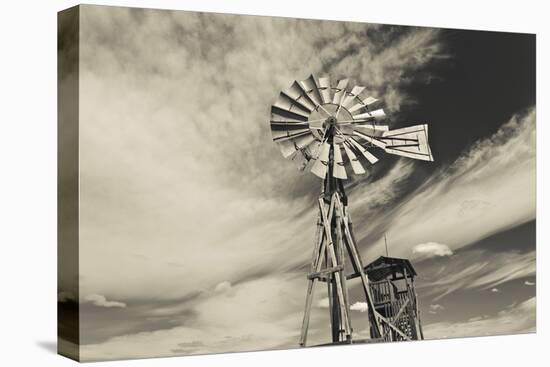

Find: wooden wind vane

[269,75,433,346]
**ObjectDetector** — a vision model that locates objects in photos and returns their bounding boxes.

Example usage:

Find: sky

[58,5,535,361]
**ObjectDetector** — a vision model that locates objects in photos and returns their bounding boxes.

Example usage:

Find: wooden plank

[330,277,340,342]
[377,313,411,341]
[393,297,410,321]
[299,279,315,347]
[299,201,334,347]
[412,278,425,340]
[299,229,326,346]
[319,197,351,340]
[310,215,324,271]
[307,265,344,280]
[403,267,420,340]
[338,201,382,337]
[327,255,335,341]
[333,194,352,340]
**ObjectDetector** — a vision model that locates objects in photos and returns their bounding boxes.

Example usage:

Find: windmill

[269,75,433,346]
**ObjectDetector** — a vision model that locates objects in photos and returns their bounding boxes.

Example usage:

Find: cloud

[84,294,127,308]
[418,249,535,301]
[214,281,232,293]
[330,27,447,111]
[317,297,330,309]
[423,297,535,339]
[350,302,369,312]
[58,291,75,303]
[80,274,307,360]
[525,280,535,286]
[491,288,500,293]
[429,304,445,314]
[413,242,453,258]
[358,108,535,261]
[467,252,535,290]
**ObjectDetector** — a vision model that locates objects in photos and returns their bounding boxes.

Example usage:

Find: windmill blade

[271,113,307,124]
[348,138,379,164]
[302,139,322,160]
[332,143,348,179]
[292,133,317,150]
[381,124,434,161]
[342,142,366,174]
[352,130,386,149]
[298,74,324,107]
[272,129,312,142]
[316,76,332,104]
[283,82,316,112]
[332,79,349,105]
[352,123,389,137]
[299,140,323,171]
[311,141,330,179]
[341,85,366,109]
[270,121,310,130]
[273,93,311,118]
[353,108,386,121]
[276,134,317,158]
[277,140,299,158]
[271,105,309,123]
[348,89,378,113]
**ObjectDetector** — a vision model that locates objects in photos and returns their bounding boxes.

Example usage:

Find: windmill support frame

[299,178,384,346]
[269,75,431,347]
[299,153,421,346]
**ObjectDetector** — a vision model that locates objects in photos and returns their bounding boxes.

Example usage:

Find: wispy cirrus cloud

[81,273,306,360]
[423,297,535,339]
[356,108,535,261]
[418,249,535,301]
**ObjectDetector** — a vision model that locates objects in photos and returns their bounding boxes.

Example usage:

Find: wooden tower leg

[336,198,382,339]
[327,251,340,342]
[412,278,425,340]
[320,196,351,342]
[329,276,341,342]
[300,184,386,345]
[333,193,352,341]
[300,194,356,346]
[299,278,316,347]
[299,210,326,347]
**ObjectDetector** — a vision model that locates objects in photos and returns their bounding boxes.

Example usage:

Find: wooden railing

[368,281,420,341]
[369,281,414,305]
[369,280,392,304]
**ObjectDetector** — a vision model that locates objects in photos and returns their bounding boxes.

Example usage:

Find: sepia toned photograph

[58,4,536,362]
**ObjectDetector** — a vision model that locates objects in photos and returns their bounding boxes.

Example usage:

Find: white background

[0,0,547,365]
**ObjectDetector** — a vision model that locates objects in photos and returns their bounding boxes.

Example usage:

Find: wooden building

[362,256,424,341]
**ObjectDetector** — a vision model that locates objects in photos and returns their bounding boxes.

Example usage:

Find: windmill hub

[325,116,338,127]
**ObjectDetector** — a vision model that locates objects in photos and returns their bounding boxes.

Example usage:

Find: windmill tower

[269,75,433,346]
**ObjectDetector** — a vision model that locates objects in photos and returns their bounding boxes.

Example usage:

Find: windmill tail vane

[269,74,433,346]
